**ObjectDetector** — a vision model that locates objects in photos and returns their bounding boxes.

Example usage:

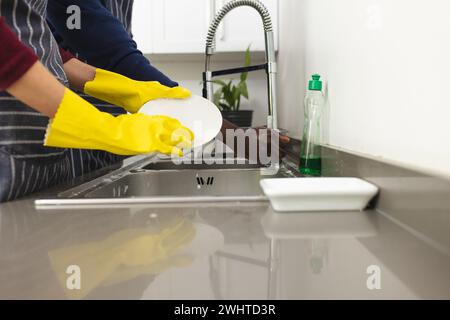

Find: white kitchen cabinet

[132,0,153,54]
[151,0,213,54]
[132,0,278,54]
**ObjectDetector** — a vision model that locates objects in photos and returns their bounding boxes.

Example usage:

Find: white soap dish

[260,178,379,212]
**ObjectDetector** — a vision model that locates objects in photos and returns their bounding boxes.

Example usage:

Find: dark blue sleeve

[47,0,178,87]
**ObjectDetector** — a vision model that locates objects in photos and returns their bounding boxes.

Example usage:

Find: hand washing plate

[139,95,223,149]
[260,178,379,212]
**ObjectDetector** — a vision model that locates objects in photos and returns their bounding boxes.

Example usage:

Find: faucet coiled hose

[203,0,278,130]
[205,0,273,52]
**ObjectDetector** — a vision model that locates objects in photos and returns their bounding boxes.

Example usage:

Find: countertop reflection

[1,197,450,299]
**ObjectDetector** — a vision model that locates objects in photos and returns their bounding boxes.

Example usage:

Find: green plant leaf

[241,71,248,83]
[238,81,249,100]
[240,45,252,82]
[213,90,223,108]
[224,81,232,93]
[221,83,229,97]
[223,81,235,109]
[232,86,240,111]
[245,45,252,66]
[236,95,241,111]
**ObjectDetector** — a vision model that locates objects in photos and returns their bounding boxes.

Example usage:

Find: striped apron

[103,0,134,35]
[0,0,127,202]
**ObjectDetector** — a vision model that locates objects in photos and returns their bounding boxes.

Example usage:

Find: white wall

[278,0,450,176]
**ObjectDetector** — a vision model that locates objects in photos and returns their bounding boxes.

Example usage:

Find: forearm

[63,58,96,92]
[6,62,65,118]
[0,17,39,91]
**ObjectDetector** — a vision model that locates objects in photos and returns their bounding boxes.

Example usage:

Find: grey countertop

[1,155,450,300]
[2,198,450,299]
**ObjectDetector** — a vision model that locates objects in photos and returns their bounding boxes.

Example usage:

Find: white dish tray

[260,178,379,212]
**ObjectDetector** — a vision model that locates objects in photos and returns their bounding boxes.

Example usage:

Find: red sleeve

[59,46,75,63]
[0,18,39,91]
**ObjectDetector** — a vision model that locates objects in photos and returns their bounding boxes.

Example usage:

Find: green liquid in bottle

[300,157,322,176]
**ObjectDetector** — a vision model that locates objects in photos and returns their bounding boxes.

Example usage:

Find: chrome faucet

[202,0,278,130]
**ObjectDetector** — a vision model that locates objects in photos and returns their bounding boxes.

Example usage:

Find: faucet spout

[203,0,278,130]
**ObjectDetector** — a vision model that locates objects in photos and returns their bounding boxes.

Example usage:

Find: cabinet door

[213,0,278,52]
[151,0,212,53]
[132,0,153,54]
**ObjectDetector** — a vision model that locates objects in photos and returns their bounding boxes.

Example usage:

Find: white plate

[260,178,379,212]
[139,95,223,149]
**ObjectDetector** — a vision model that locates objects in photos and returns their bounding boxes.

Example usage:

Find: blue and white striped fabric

[0,0,131,202]
[0,93,125,202]
[103,0,134,34]
[0,0,67,85]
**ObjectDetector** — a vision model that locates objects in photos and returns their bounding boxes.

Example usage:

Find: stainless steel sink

[35,155,298,207]
[87,168,279,199]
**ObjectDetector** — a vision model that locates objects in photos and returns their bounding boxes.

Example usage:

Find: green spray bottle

[300,74,325,176]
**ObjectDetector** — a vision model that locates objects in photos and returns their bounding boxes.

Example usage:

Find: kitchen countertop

[1,156,450,300]
[2,199,450,299]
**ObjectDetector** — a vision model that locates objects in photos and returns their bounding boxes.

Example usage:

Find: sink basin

[86,168,279,200]
[35,156,296,207]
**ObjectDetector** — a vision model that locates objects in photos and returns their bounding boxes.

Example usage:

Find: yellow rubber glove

[48,219,196,299]
[84,68,191,114]
[44,89,194,156]
[101,220,196,287]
